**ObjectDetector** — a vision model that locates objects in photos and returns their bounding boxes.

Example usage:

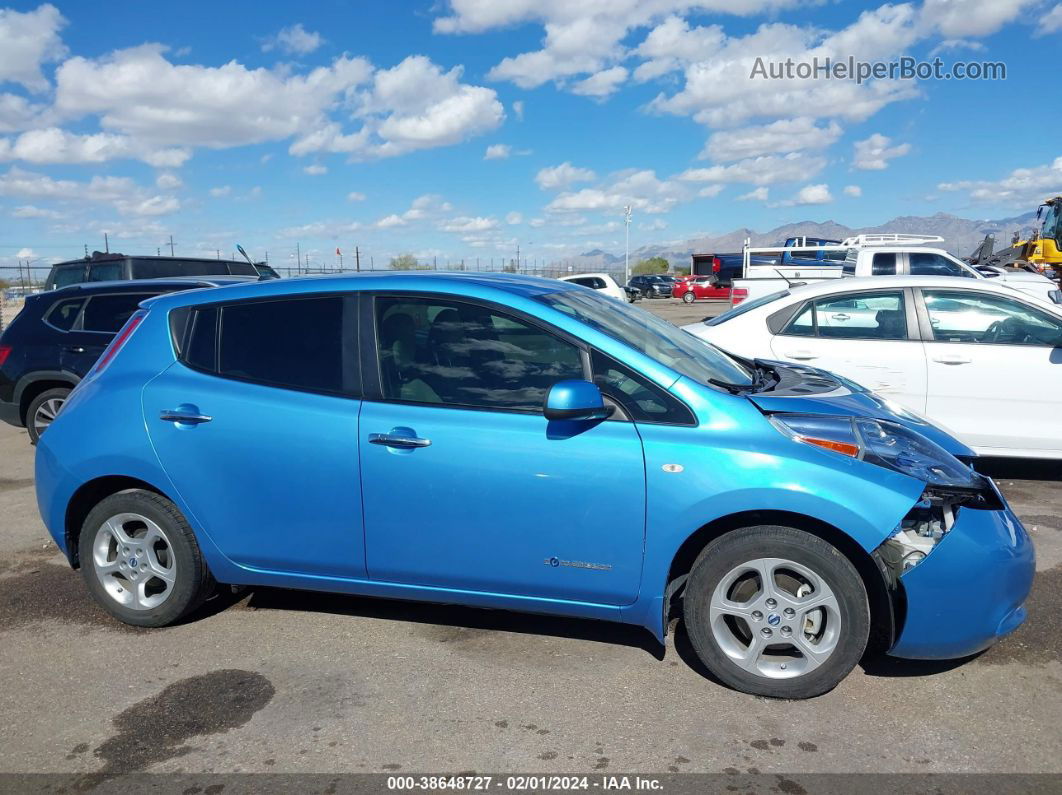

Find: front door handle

[830,313,851,321]
[369,432,431,449]
[932,354,972,365]
[785,350,819,360]
[159,409,212,424]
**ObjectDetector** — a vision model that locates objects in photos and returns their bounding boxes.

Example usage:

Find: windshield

[704,290,790,327]
[536,289,753,386]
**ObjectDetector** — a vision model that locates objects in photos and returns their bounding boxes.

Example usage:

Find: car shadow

[858,651,981,678]
[222,585,667,660]
[974,456,1062,482]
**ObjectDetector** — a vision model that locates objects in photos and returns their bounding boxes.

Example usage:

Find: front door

[143,294,366,578]
[359,294,646,606]
[920,288,1062,453]
[769,288,928,412]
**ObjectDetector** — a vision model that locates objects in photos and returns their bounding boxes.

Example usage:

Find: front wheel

[26,387,70,444]
[682,526,869,698]
[682,292,696,304]
[78,490,215,627]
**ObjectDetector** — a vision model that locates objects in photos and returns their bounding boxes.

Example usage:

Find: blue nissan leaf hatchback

[34,273,1034,698]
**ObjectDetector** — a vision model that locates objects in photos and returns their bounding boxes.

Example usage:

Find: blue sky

[1,0,1061,273]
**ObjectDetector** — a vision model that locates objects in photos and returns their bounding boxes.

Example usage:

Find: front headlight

[770,413,984,491]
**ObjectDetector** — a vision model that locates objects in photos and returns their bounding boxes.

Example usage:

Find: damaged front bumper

[880,486,1035,660]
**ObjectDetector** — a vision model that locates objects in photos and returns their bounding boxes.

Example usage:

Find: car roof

[560,272,612,280]
[783,274,1040,298]
[142,271,582,311]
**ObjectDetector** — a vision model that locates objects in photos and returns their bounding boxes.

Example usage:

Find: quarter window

[375,297,583,411]
[45,297,86,331]
[591,350,694,425]
[923,290,1062,346]
[781,291,907,340]
[82,293,153,333]
[217,296,346,392]
[871,252,897,275]
[908,252,971,277]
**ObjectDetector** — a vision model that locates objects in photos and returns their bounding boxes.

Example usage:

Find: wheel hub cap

[92,513,176,610]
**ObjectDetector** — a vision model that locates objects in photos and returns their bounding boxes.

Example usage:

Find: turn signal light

[797,436,860,457]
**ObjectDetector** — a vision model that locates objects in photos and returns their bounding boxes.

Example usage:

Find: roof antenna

[237,244,254,267]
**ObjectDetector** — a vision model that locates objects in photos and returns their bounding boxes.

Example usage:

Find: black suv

[0,278,248,443]
[628,274,676,299]
[44,251,275,290]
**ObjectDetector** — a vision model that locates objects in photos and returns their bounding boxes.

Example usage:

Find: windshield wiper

[709,359,778,395]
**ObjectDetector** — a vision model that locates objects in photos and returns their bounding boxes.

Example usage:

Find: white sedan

[683,274,1062,459]
[558,273,630,302]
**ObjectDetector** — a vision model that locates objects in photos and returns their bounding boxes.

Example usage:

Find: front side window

[908,252,972,277]
[218,296,346,392]
[375,296,583,411]
[537,289,753,385]
[923,290,1062,346]
[782,291,907,340]
[82,293,153,333]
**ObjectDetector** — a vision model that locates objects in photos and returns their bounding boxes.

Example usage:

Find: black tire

[683,525,869,699]
[682,292,696,303]
[78,489,215,627]
[26,387,70,445]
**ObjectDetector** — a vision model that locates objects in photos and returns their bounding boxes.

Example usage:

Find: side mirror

[1050,289,1062,305]
[544,380,613,421]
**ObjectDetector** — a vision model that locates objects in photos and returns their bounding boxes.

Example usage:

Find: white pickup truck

[731,234,1058,305]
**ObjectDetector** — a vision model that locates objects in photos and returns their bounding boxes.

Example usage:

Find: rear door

[919,288,1062,452]
[769,288,928,411]
[61,292,156,377]
[143,293,366,577]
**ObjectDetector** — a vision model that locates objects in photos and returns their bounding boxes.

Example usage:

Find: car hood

[746,361,975,458]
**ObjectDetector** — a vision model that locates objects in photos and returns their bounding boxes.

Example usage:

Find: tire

[26,387,70,445]
[683,525,869,699]
[78,490,215,627]
[682,292,696,303]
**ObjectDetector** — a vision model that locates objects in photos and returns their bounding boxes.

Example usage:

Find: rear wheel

[683,526,869,698]
[78,490,214,627]
[682,291,696,303]
[26,387,70,444]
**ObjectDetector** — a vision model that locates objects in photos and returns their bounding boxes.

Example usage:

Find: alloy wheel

[32,397,65,437]
[91,512,177,610]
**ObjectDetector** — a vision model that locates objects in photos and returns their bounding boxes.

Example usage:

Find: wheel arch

[17,373,78,425]
[663,509,899,654]
[63,475,169,569]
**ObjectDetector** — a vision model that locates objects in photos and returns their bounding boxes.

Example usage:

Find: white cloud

[209,186,231,197]
[547,168,687,214]
[571,66,628,98]
[290,55,504,159]
[920,0,1038,38]
[506,211,523,224]
[156,172,182,190]
[774,183,833,206]
[679,152,826,186]
[0,127,190,167]
[535,161,596,190]
[262,23,324,56]
[1036,3,1062,35]
[738,187,768,201]
[937,156,1062,205]
[439,215,499,233]
[697,185,724,198]
[376,214,406,229]
[0,3,67,92]
[11,204,60,219]
[347,191,366,201]
[484,143,511,159]
[512,100,524,120]
[0,167,181,218]
[852,133,910,170]
[843,184,862,197]
[703,118,841,162]
[0,93,45,133]
[303,164,328,175]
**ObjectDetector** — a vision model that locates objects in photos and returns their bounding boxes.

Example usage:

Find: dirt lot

[0,296,1059,783]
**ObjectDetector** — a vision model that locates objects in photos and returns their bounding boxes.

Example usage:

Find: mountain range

[569,211,1040,271]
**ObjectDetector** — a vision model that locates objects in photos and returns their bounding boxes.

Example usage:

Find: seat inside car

[874,308,907,338]
[379,312,441,403]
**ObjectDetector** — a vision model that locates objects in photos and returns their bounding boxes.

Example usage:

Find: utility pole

[168,235,175,256]
[355,246,360,272]
[104,232,109,254]
[623,205,632,286]
[83,244,88,257]
[297,242,301,275]
[516,242,520,272]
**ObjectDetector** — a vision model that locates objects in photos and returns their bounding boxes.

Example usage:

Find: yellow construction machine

[967,195,1062,277]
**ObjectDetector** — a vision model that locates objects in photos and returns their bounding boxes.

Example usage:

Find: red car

[672,275,731,303]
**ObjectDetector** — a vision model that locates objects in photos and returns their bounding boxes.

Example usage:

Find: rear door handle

[830,313,851,321]
[932,354,972,365]
[369,432,431,449]
[159,409,212,424]
[785,350,819,360]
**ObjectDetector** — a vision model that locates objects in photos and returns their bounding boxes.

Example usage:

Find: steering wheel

[983,318,1031,344]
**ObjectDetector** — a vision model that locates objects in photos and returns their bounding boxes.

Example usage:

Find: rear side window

[909,252,971,277]
[82,293,152,333]
[131,259,237,279]
[782,291,908,340]
[871,252,897,275]
[45,297,86,331]
[217,296,346,393]
[88,262,123,281]
[184,307,218,371]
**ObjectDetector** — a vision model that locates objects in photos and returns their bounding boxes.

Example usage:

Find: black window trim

[42,295,88,333]
[173,291,361,399]
[777,287,921,342]
[74,291,160,335]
